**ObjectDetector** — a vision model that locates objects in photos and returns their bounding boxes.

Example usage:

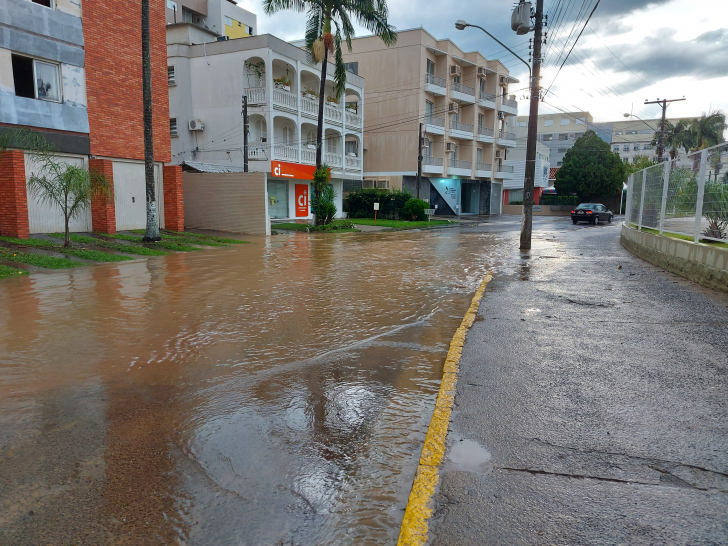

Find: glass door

[268,181,289,218]
[460,182,480,215]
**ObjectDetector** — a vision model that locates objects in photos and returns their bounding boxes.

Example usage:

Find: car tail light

[571,210,574,214]
[587,211,592,214]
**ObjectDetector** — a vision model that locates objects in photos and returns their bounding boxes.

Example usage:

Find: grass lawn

[349,218,452,229]
[273,220,359,233]
[0,249,81,269]
[48,233,169,256]
[0,264,27,278]
[97,233,201,252]
[638,227,728,248]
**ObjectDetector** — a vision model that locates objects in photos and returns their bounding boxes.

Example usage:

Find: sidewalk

[430,221,728,544]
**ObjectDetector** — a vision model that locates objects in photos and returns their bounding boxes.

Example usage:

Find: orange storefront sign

[270,161,316,180]
[295,184,309,217]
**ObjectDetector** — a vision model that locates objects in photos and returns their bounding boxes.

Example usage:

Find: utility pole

[644,97,685,162]
[417,122,423,199]
[242,95,249,172]
[519,0,544,251]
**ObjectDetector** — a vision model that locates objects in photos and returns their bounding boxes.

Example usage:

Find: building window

[558,134,568,141]
[426,59,435,75]
[479,78,486,94]
[576,117,585,125]
[560,118,570,125]
[245,25,254,34]
[12,55,61,102]
[574,132,584,139]
[613,146,619,151]
[558,148,567,153]
[425,100,434,119]
[170,118,178,137]
[557,161,562,167]
[623,144,630,151]
[643,144,651,150]
[167,66,176,85]
[166,0,178,9]
[542,134,552,141]
[225,16,233,27]
[344,62,358,75]
[544,119,553,127]
[345,140,358,156]
[31,0,53,7]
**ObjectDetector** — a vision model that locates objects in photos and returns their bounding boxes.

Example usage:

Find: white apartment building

[503,141,550,204]
[165,0,257,38]
[342,28,519,216]
[167,26,364,221]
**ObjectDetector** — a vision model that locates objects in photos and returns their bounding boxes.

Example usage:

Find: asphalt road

[432,217,728,545]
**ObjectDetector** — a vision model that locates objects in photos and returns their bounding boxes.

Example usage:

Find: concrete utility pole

[519,0,544,251]
[644,97,685,162]
[417,122,423,199]
[242,95,249,172]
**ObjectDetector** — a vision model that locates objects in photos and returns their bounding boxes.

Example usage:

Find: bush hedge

[346,189,413,219]
[540,194,580,205]
[403,198,429,221]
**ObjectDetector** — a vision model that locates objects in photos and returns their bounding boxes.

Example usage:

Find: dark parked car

[571,203,613,224]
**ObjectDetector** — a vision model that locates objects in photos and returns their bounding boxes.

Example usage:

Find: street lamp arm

[460,23,531,80]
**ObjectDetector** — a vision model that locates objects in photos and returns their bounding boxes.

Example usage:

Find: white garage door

[25,153,92,234]
[113,161,164,231]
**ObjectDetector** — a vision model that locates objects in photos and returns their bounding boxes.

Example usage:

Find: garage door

[25,153,92,234]
[113,161,164,231]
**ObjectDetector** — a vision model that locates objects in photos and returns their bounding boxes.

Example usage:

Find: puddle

[447,438,493,473]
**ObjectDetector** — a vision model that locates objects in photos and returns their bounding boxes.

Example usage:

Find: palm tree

[263,0,396,224]
[652,119,692,160]
[687,109,726,151]
[141,0,161,242]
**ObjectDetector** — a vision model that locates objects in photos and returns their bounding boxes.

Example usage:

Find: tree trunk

[64,214,70,247]
[142,0,161,242]
[314,46,329,227]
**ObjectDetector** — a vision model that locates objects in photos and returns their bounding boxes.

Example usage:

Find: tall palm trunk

[142,0,161,242]
[314,17,331,226]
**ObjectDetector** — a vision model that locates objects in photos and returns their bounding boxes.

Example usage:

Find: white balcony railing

[248,140,267,160]
[273,88,297,110]
[324,104,343,124]
[301,96,319,117]
[450,120,474,133]
[426,73,447,88]
[274,144,298,162]
[498,97,518,109]
[452,81,475,96]
[245,87,266,104]
[450,159,472,169]
[498,130,516,140]
[423,156,444,166]
[301,147,316,164]
[476,162,492,172]
[497,164,514,173]
[325,151,342,167]
[425,116,445,128]
[345,155,361,169]
[478,126,494,137]
[479,91,496,102]
[345,110,362,128]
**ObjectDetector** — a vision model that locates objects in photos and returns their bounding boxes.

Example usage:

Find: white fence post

[658,160,670,235]
[638,169,647,231]
[625,174,633,224]
[693,149,708,243]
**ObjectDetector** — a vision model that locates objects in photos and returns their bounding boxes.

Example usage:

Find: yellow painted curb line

[397,271,493,546]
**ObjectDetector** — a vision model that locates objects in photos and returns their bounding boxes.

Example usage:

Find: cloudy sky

[237,0,728,123]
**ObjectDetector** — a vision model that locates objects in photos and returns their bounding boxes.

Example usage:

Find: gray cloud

[595,19,633,36]
[696,28,727,42]
[590,0,672,18]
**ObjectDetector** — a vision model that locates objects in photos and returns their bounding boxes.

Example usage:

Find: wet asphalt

[432,217,728,544]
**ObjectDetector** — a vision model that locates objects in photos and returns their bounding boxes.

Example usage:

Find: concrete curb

[620,224,728,294]
[396,272,493,546]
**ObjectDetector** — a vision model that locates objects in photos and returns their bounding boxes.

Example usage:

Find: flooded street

[0,226,513,544]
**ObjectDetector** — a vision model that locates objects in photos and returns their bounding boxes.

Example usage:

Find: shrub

[346,188,413,219]
[539,195,580,205]
[311,184,337,225]
[403,198,429,221]
[509,200,523,205]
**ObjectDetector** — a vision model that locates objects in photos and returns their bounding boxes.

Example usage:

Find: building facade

[606,118,688,163]
[0,0,182,238]
[503,141,550,205]
[165,0,256,39]
[341,28,519,216]
[167,28,364,221]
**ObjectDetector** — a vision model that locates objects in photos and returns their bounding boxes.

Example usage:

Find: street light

[455,20,531,79]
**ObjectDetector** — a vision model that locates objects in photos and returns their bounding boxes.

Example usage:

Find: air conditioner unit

[495,150,502,158]
[189,119,204,131]
[447,102,459,115]
[499,75,507,84]
[449,65,461,77]
[477,67,487,78]
[498,111,505,120]
[375,180,390,190]
[362,179,375,189]
[446,142,456,153]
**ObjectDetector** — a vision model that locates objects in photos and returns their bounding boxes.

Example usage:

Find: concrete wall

[501,204,570,216]
[620,224,728,295]
[183,171,269,235]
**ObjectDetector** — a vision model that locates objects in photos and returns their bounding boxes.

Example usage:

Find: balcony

[273,144,298,162]
[451,81,476,104]
[245,87,266,105]
[422,155,444,175]
[424,116,445,136]
[325,151,343,168]
[301,146,316,165]
[345,110,362,130]
[475,162,492,177]
[301,96,319,119]
[477,126,494,143]
[324,104,343,125]
[248,140,268,160]
[494,164,514,180]
[345,154,361,170]
[424,73,447,96]
[272,88,298,112]
[497,130,517,147]
[497,97,518,116]
[449,120,474,140]
[478,91,496,110]
[448,158,472,177]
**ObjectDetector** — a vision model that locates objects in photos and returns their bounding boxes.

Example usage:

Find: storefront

[426,177,491,216]
[267,161,344,221]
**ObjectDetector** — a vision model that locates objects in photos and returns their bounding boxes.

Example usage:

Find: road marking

[397,271,493,546]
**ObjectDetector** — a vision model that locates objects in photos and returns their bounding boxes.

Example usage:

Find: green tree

[263,0,396,212]
[141,0,161,242]
[554,130,626,201]
[625,154,657,177]
[651,119,692,160]
[687,109,726,151]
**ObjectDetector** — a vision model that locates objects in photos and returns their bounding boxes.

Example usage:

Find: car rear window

[576,204,593,210]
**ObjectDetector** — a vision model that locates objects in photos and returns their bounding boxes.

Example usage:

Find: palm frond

[332,29,347,98]
[263,0,308,15]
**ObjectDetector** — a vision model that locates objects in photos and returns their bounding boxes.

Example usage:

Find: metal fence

[625,142,728,243]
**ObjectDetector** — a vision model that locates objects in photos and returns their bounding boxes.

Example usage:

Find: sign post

[374,202,379,225]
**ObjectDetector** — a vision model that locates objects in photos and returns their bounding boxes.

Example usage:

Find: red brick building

[0,0,183,237]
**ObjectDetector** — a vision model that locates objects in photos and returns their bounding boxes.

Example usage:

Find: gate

[113,161,164,231]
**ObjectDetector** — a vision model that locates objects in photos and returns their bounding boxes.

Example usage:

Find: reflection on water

[0,228,507,544]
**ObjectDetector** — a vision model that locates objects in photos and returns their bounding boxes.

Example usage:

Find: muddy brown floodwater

[0,227,510,545]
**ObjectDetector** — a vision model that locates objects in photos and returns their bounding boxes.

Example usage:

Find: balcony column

[296,60,302,165]
[267,50,275,161]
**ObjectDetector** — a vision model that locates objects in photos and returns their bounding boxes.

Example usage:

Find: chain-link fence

[625,142,728,243]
